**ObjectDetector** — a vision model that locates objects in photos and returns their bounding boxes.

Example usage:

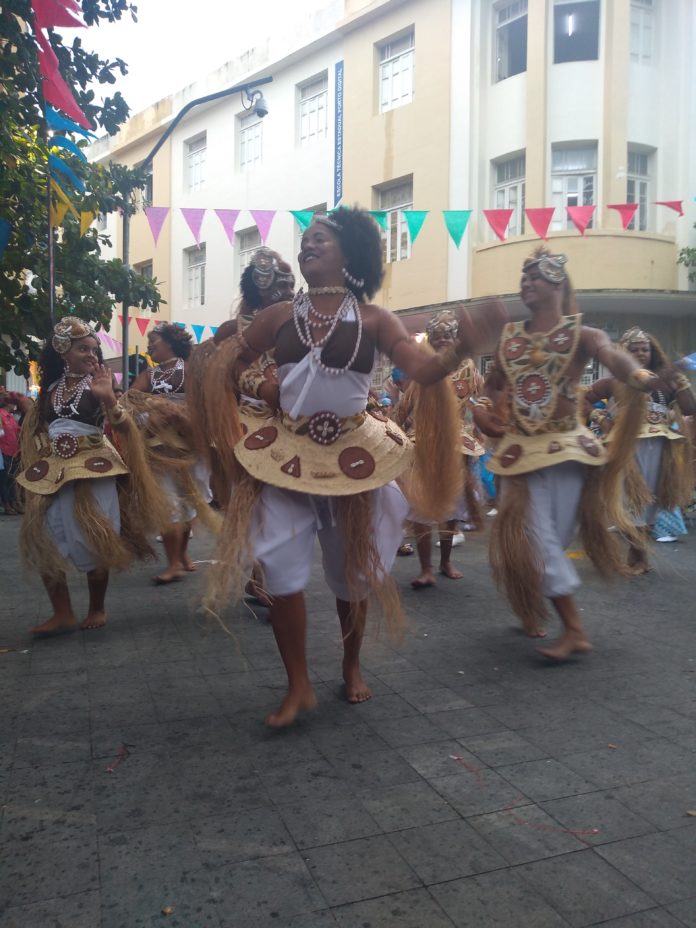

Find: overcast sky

[68,0,322,115]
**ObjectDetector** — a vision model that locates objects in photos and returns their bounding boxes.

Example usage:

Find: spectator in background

[0,390,28,514]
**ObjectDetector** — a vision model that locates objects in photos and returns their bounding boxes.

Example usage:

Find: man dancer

[475,249,658,659]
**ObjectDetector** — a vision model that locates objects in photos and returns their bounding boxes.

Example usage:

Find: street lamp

[120,75,273,386]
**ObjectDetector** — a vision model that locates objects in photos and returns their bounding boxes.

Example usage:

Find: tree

[0,0,163,376]
[678,228,696,284]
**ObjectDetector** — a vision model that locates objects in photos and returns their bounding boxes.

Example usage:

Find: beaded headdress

[51,316,96,355]
[250,247,294,293]
[523,252,568,284]
[426,310,458,342]
[314,214,342,232]
[619,326,651,348]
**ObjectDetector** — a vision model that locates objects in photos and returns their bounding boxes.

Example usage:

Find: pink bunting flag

[483,209,514,242]
[145,207,170,245]
[135,317,151,338]
[32,0,84,29]
[214,209,240,245]
[655,200,684,217]
[117,315,124,330]
[566,205,595,235]
[114,372,123,385]
[250,210,276,244]
[525,208,555,240]
[181,208,206,244]
[608,203,639,230]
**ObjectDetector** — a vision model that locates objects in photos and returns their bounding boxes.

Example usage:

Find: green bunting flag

[402,210,428,244]
[290,210,314,231]
[443,210,472,247]
[368,210,388,231]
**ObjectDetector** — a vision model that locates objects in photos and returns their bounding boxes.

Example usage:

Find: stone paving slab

[1,515,696,927]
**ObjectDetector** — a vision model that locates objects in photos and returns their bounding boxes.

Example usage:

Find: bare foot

[265,685,317,727]
[440,562,463,580]
[538,634,593,661]
[80,611,107,631]
[525,626,548,638]
[411,569,436,590]
[627,545,651,574]
[31,615,78,637]
[153,567,185,585]
[343,660,372,704]
[182,557,198,573]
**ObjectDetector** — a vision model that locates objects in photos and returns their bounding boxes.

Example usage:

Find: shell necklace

[52,372,91,418]
[292,289,362,376]
[151,357,184,394]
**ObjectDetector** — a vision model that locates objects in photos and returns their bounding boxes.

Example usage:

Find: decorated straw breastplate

[499,314,582,436]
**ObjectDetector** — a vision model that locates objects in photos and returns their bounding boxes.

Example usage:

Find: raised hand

[456,299,508,358]
[90,364,117,404]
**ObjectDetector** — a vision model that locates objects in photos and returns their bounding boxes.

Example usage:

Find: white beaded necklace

[52,372,91,418]
[151,357,185,394]
[292,289,363,376]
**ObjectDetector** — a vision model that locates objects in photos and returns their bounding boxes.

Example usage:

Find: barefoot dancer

[395,310,485,589]
[17,317,166,636]
[586,327,695,573]
[474,250,658,660]
[129,323,217,584]
[205,207,505,725]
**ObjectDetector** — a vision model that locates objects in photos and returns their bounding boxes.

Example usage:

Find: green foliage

[678,227,696,283]
[0,1,163,376]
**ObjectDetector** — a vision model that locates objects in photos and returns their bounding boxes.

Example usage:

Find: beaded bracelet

[106,402,127,425]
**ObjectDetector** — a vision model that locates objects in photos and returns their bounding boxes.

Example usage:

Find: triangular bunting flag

[0,219,11,257]
[49,179,78,219]
[49,153,85,192]
[145,207,170,245]
[135,317,151,337]
[180,207,206,244]
[79,210,97,236]
[191,324,206,344]
[50,200,69,227]
[174,322,186,329]
[250,210,276,243]
[525,207,555,240]
[32,0,84,29]
[41,69,92,129]
[402,210,428,244]
[655,200,684,217]
[369,211,388,231]
[566,205,595,235]
[117,315,124,329]
[483,209,514,241]
[442,211,472,248]
[290,210,314,232]
[210,326,219,337]
[51,135,87,161]
[608,203,639,230]
[114,372,123,385]
[44,106,95,139]
[214,209,240,245]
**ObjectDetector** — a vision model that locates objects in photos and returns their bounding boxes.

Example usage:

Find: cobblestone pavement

[1,514,695,928]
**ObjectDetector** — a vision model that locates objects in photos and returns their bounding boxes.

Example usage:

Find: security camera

[253,94,269,119]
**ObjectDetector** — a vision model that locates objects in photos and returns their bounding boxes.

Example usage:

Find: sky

[67,0,323,116]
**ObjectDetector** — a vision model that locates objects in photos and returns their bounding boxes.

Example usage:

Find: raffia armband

[238,365,267,399]
[626,368,657,392]
[106,402,127,426]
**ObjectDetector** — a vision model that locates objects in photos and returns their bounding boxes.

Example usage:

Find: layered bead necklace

[151,356,185,394]
[292,287,362,376]
[52,372,91,418]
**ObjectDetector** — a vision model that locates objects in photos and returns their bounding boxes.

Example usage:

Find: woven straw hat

[235,408,414,495]
[17,435,127,496]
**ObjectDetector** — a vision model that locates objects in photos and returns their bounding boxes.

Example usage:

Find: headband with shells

[51,316,96,355]
[426,310,459,341]
[523,253,568,284]
[619,326,651,348]
[250,247,294,293]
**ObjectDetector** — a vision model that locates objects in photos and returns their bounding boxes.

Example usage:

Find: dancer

[586,327,695,573]
[205,207,505,725]
[128,322,217,584]
[394,310,485,588]
[16,316,167,636]
[475,249,658,660]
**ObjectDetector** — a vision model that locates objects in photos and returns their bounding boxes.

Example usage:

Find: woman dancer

[205,207,504,725]
[586,327,695,573]
[17,317,166,635]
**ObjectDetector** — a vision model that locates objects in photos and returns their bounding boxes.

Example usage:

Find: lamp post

[120,76,272,386]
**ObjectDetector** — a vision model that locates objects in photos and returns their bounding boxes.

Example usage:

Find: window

[134,163,153,211]
[375,178,413,263]
[627,148,651,231]
[96,212,107,232]
[185,245,206,308]
[551,145,597,230]
[630,0,653,64]
[134,260,153,280]
[239,112,262,170]
[495,1,528,82]
[378,30,414,113]
[494,154,526,235]
[185,134,206,194]
[298,73,328,145]
[237,227,261,272]
[553,0,600,64]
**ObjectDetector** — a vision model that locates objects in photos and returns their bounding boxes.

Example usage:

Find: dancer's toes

[411,571,436,590]
[265,686,317,727]
[80,611,107,631]
[153,568,185,585]
[343,663,372,704]
[31,615,78,638]
[525,625,548,638]
[538,635,592,661]
[440,563,463,580]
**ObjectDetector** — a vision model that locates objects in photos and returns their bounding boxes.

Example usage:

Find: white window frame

[378,30,415,113]
[185,134,206,194]
[239,112,263,171]
[494,154,526,236]
[376,179,413,264]
[494,0,528,83]
[551,145,597,230]
[627,148,652,231]
[185,244,206,309]
[630,0,654,64]
[298,73,328,146]
[237,227,261,275]
[134,260,153,280]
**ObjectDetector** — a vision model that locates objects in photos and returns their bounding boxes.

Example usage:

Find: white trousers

[45,478,120,573]
[251,482,409,599]
[634,437,664,527]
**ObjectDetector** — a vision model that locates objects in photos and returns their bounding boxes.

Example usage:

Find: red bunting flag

[32,0,84,29]
[135,317,151,338]
[524,208,555,240]
[608,203,639,230]
[483,209,514,241]
[117,315,124,329]
[654,200,684,217]
[566,205,595,235]
[36,34,92,129]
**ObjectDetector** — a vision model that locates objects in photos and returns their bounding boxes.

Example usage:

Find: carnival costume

[17,317,168,578]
